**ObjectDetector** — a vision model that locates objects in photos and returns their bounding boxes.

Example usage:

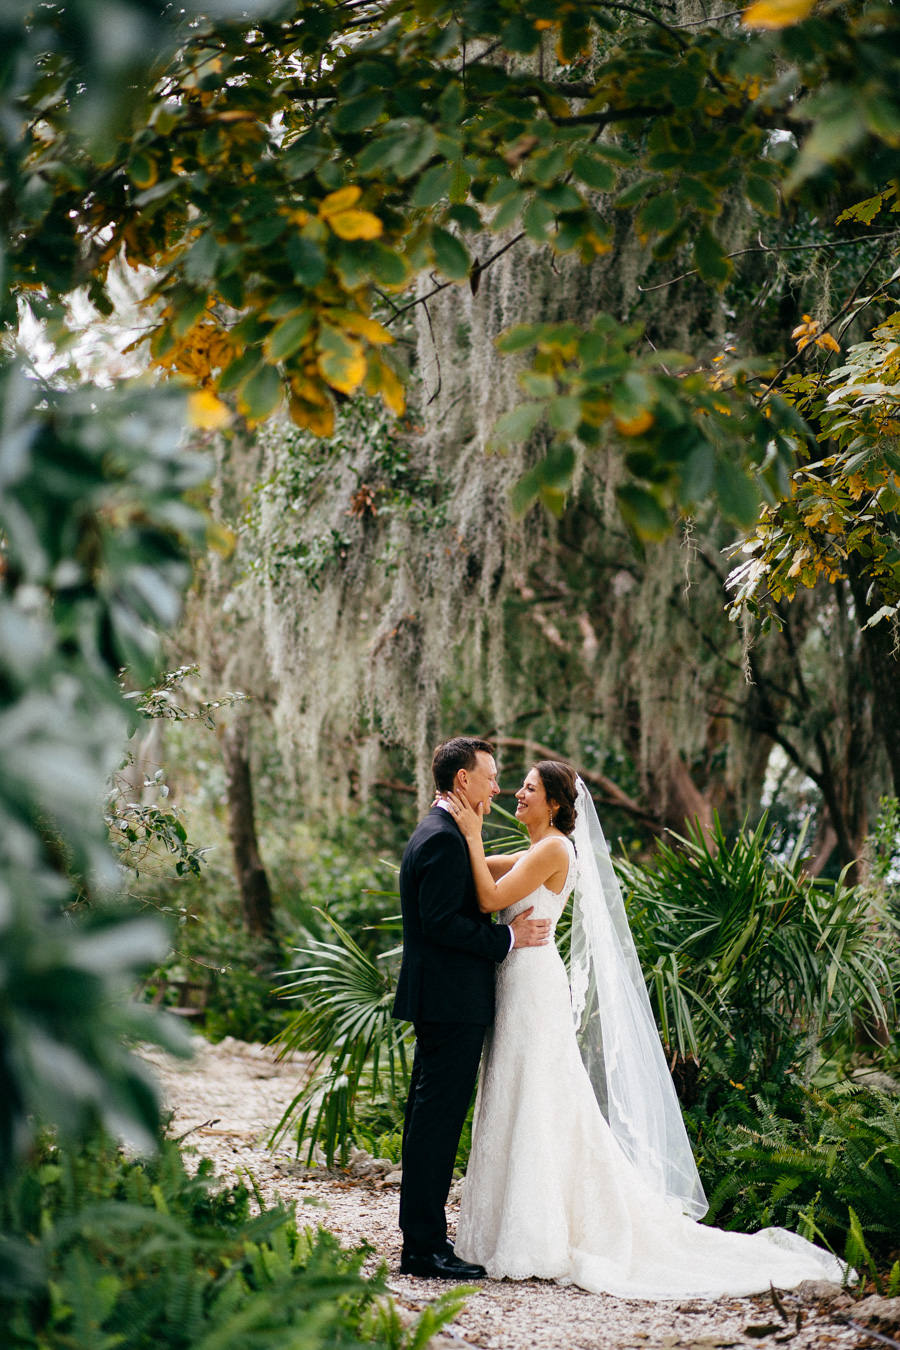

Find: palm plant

[271,910,412,1166]
[619,813,896,1095]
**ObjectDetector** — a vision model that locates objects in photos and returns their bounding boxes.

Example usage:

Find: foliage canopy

[7,0,900,537]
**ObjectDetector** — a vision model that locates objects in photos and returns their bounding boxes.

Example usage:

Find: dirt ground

[142,1033,891,1350]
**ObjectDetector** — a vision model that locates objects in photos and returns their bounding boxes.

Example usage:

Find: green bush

[693,1085,900,1281]
[0,1132,465,1349]
[620,813,896,1099]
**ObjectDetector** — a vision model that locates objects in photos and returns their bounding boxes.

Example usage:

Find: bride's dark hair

[533,760,578,835]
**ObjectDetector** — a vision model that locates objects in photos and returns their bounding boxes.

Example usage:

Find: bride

[442,760,848,1300]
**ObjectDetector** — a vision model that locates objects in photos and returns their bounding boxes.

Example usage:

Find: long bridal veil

[569,777,709,1220]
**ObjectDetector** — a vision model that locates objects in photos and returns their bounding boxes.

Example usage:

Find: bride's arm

[446,794,568,913]
[486,853,525,879]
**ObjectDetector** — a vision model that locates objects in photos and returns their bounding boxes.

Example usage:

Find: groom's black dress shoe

[399,1245,487,1280]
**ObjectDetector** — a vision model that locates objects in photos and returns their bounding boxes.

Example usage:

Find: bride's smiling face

[515,769,552,827]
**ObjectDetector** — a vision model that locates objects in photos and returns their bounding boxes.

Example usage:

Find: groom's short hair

[432,737,495,792]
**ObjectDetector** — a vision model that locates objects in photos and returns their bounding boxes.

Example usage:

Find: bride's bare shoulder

[532,833,570,856]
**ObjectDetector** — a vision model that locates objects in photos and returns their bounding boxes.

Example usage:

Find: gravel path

[143,1034,881,1350]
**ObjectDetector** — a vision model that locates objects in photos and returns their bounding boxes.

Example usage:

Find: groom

[392,736,551,1279]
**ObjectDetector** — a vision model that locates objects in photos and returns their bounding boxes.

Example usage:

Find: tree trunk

[221,714,275,940]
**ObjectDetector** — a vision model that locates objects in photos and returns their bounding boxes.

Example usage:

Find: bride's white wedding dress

[454,839,847,1299]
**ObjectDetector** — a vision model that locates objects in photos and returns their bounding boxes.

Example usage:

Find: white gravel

[142,1033,877,1350]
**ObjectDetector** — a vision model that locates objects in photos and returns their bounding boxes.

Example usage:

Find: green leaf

[539,183,582,212]
[714,456,760,526]
[219,348,262,394]
[616,484,671,540]
[693,225,732,286]
[496,324,541,354]
[449,160,471,203]
[522,195,555,241]
[239,363,283,421]
[678,441,715,504]
[334,90,386,134]
[667,66,702,108]
[491,402,544,446]
[430,226,470,280]
[446,202,481,231]
[183,232,219,286]
[283,132,327,179]
[502,13,541,51]
[616,176,658,209]
[510,444,576,516]
[519,370,557,398]
[411,162,454,208]
[637,192,678,236]
[548,395,581,433]
[286,235,326,287]
[572,153,617,192]
[745,174,780,216]
[438,81,465,128]
[393,124,438,178]
[367,242,408,286]
[492,191,526,231]
[171,291,208,337]
[263,310,313,362]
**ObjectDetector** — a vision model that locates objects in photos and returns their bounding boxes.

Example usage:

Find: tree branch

[384,231,525,326]
[757,240,894,403]
[639,232,898,294]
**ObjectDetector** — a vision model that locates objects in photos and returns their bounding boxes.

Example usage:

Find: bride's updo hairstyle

[533,760,578,835]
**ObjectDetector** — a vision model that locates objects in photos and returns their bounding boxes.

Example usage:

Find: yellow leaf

[580,399,611,427]
[614,409,654,437]
[338,312,394,344]
[188,389,231,430]
[326,208,383,241]
[815,331,841,353]
[742,0,816,32]
[584,231,613,256]
[289,395,335,437]
[207,520,236,556]
[319,347,367,394]
[319,186,363,217]
[378,360,405,416]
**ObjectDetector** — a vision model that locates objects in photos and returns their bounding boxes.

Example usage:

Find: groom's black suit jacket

[392,806,510,1024]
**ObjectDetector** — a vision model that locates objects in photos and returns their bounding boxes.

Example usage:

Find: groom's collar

[434,798,453,815]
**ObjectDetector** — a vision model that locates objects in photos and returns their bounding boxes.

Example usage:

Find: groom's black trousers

[399,1019,486,1252]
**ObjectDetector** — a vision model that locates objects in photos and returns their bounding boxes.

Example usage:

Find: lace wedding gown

[454,840,847,1299]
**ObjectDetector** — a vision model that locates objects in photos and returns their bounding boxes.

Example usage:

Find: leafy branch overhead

[728,304,900,628]
[7,0,900,533]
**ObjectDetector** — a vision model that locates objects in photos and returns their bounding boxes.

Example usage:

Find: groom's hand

[510,906,551,947]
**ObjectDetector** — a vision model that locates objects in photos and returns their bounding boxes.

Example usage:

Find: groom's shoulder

[406,807,456,855]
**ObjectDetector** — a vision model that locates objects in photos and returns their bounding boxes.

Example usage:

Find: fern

[697,1087,900,1278]
[0,1133,468,1349]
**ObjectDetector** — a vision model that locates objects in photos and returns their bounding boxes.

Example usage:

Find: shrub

[0,1132,464,1349]
[620,813,896,1099]
[694,1086,900,1279]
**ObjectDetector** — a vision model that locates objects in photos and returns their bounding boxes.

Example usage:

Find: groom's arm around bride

[392,736,550,1280]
